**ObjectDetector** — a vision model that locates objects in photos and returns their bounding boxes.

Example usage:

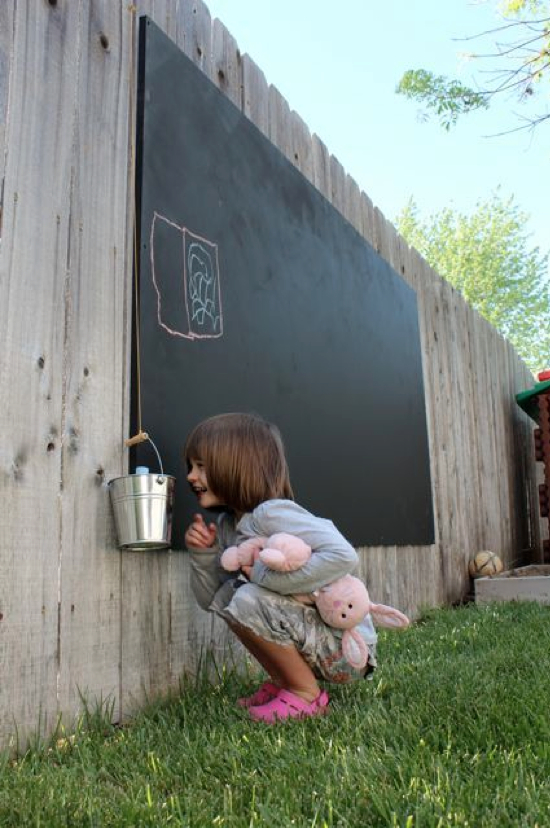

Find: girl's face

[186,458,224,510]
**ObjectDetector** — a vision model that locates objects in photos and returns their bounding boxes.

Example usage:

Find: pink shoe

[237,681,280,708]
[249,689,329,723]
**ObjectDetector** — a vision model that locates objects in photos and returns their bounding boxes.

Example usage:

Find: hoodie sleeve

[189,546,223,610]
[188,513,236,610]
[242,500,358,595]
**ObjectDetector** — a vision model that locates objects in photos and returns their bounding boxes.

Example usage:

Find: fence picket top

[359,190,375,249]
[212,17,242,107]
[329,153,346,216]
[242,53,269,135]
[178,0,213,77]
[289,108,313,181]
[311,133,331,201]
[344,173,362,233]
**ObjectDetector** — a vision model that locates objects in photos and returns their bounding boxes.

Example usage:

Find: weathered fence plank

[472,314,508,557]
[443,289,469,598]
[212,17,242,107]
[178,0,213,77]
[344,173,362,234]
[56,0,136,726]
[311,134,331,202]
[242,54,269,135]
[0,0,82,745]
[289,109,313,182]
[360,191,376,250]
[268,83,291,161]
[329,154,347,218]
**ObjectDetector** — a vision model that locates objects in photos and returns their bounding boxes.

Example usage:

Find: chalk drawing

[149,211,223,340]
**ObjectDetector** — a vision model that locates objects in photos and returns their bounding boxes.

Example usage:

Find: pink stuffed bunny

[221,532,312,573]
[313,574,410,670]
[221,534,410,671]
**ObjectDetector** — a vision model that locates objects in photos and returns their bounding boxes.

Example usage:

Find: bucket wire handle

[125,431,165,480]
[149,438,165,482]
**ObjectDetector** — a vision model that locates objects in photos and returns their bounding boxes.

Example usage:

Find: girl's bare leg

[228,620,320,702]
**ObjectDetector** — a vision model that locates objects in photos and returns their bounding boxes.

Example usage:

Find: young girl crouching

[184,412,377,723]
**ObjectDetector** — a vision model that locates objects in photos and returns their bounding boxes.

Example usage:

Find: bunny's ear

[342,630,369,670]
[369,603,410,629]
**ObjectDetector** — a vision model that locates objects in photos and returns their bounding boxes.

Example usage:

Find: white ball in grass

[468,551,504,579]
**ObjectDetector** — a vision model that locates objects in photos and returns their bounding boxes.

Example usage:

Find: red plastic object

[538,370,550,381]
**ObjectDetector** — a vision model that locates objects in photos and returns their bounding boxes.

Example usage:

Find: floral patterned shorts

[213,580,377,684]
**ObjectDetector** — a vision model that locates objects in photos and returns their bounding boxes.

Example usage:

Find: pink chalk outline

[150,211,223,340]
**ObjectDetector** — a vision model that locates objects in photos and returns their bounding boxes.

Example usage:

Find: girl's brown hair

[184,412,294,513]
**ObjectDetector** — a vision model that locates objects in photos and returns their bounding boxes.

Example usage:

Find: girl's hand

[185,513,217,549]
[241,564,253,580]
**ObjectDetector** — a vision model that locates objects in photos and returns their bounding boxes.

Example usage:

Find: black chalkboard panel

[134,17,434,547]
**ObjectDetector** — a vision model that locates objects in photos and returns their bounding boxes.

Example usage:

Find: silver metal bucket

[108,472,175,550]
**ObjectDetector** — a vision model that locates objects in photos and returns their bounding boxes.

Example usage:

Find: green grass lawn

[2,601,550,827]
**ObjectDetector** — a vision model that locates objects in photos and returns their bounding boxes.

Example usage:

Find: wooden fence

[0,0,541,749]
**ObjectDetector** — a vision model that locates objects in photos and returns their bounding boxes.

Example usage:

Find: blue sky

[203,0,548,264]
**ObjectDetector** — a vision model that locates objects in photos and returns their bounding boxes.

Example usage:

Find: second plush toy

[220,532,311,573]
